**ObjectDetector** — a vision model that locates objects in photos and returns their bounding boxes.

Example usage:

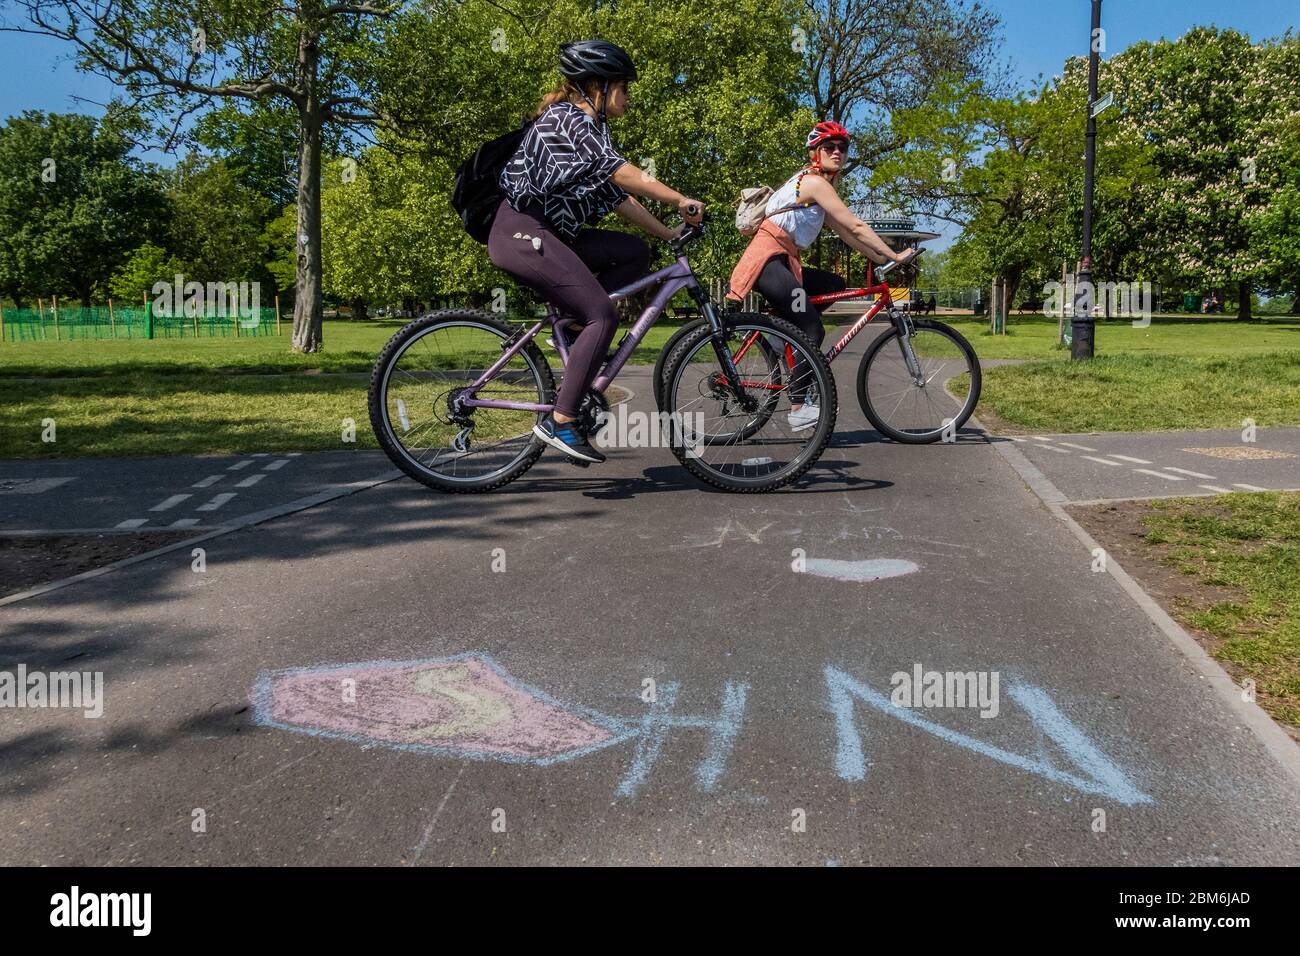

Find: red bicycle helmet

[806,120,851,151]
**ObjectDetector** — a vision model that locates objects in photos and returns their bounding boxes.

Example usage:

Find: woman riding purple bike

[488,39,705,465]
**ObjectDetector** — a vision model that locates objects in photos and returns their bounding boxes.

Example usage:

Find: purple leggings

[488,199,649,417]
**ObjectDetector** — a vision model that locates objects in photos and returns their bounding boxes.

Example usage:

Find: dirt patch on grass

[0,532,201,598]
[972,402,1033,436]
[1068,499,1300,741]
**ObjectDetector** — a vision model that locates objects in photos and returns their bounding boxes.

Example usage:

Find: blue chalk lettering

[823,666,1152,806]
[616,681,749,798]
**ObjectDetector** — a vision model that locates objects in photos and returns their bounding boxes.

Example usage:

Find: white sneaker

[788,403,820,432]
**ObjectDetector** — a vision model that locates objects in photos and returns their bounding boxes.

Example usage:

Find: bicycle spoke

[863,326,976,437]
[375,318,548,485]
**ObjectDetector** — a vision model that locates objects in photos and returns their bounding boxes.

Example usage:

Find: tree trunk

[1238,280,1251,321]
[350,297,368,322]
[1005,270,1022,319]
[292,23,324,353]
[1290,286,1300,315]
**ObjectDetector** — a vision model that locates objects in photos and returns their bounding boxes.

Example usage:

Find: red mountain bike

[653,250,981,444]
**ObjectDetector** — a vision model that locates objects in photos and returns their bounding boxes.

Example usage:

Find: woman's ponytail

[532,78,602,119]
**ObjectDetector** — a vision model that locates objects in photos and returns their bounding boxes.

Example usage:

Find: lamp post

[1072,0,1102,360]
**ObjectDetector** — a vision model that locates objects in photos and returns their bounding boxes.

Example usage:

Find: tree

[798,0,1004,172]
[3,0,453,351]
[1245,34,1300,314]
[871,81,1076,312]
[0,110,165,306]
[192,101,304,209]
[107,241,185,304]
[320,0,814,310]
[1109,28,1274,319]
[165,154,274,284]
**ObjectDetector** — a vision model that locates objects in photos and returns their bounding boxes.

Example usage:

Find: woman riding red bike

[728,120,914,431]
[489,39,705,465]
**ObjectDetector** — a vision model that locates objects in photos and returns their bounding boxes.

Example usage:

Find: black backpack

[451,119,534,243]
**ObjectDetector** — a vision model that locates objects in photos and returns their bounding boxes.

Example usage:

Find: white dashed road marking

[227,460,253,471]
[149,494,192,511]
[1057,442,1097,452]
[192,474,223,488]
[1163,467,1217,480]
[171,518,201,528]
[115,518,149,529]
[1083,456,1122,467]
[1199,485,1232,493]
[1134,469,1185,481]
[1043,445,1071,454]
[264,459,291,471]
[235,474,265,488]
[1108,455,1152,465]
[197,493,237,512]
[1234,483,1268,492]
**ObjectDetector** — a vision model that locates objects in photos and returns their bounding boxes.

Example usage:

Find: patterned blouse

[499,102,629,240]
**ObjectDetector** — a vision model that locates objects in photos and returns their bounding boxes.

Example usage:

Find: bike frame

[732,261,923,385]
[460,252,727,414]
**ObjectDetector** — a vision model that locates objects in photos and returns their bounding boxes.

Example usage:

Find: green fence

[0,305,282,342]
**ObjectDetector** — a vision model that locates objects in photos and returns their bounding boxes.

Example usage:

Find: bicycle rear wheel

[660,315,836,492]
[856,318,980,443]
[368,310,555,492]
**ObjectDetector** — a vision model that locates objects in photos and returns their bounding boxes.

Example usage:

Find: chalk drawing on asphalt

[824,665,1153,806]
[804,558,920,582]
[250,654,1152,806]
[252,654,748,797]
[251,653,632,765]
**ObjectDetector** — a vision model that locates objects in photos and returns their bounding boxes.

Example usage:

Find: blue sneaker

[533,414,606,464]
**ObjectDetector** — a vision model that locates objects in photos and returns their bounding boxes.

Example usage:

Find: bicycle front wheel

[856,318,981,443]
[368,310,555,492]
[660,315,836,492]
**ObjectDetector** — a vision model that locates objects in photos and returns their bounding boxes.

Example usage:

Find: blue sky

[0,1,1295,245]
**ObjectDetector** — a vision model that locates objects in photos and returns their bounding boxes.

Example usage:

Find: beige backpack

[734,170,814,236]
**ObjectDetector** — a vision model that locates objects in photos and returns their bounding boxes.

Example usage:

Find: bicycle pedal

[562,456,591,469]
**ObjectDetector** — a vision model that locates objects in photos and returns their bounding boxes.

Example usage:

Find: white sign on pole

[1090,92,1114,118]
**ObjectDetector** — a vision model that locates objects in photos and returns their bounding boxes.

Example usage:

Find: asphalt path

[2,324,1298,865]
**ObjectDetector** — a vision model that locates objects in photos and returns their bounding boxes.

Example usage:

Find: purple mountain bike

[367,220,836,493]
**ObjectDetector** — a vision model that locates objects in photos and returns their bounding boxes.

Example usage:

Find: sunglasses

[819,141,849,155]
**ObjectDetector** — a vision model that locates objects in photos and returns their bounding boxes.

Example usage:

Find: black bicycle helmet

[559,40,638,82]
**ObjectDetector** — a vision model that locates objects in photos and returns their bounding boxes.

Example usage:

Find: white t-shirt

[765,171,826,250]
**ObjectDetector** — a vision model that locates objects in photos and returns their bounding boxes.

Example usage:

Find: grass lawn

[0,315,697,458]
[1073,492,1300,730]
[942,313,1300,361]
[939,315,1300,433]
[3,311,1298,457]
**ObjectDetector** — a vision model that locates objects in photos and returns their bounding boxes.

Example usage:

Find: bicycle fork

[890,309,926,386]
[692,285,756,410]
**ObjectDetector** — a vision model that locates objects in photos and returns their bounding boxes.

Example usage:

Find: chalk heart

[262,656,615,761]
[804,558,919,583]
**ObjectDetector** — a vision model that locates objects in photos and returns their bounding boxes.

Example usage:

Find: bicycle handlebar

[876,247,924,278]
[668,210,711,255]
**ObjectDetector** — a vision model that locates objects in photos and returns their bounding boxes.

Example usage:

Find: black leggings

[488,199,649,417]
[753,255,845,403]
